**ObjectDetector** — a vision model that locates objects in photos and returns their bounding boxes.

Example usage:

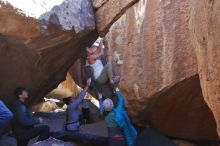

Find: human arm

[15,102,40,126]
[91,42,105,60]
[114,88,125,110]
[69,78,91,109]
[83,78,91,92]
[0,100,13,128]
[92,48,104,60]
[69,91,87,109]
[98,93,103,116]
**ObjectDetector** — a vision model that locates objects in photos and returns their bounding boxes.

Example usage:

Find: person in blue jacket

[63,78,91,131]
[99,88,137,146]
[0,100,13,135]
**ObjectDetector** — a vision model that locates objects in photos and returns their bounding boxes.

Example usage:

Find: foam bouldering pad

[135,128,178,146]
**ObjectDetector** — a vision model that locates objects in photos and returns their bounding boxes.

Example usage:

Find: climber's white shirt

[90,60,103,79]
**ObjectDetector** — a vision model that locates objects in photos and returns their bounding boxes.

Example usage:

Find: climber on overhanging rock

[99,88,137,146]
[85,38,121,91]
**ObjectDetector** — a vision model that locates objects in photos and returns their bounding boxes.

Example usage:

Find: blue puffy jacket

[0,100,13,128]
[114,91,137,146]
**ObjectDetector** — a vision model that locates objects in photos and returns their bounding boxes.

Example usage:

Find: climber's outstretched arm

[115,88,125,110]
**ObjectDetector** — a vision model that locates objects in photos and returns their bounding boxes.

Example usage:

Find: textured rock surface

[0,0,97,104]
[47,73,79,100]
[94,0,139,36]
[189,0,220,137]
[92,0,108,9]
[104,0,219,140]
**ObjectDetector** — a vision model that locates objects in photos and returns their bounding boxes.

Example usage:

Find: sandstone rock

[47,73,79,100]
[94,0,139,36]
[31,100,59,112]
[0,0,97,104]
[189,0,220,137]
[92,0,108,9]
[104,0,218,140]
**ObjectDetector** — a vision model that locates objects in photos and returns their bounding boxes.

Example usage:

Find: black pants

[84,65,113,98]
[108,137,127,146]
[57,131,108,146]
[15,125,50,146]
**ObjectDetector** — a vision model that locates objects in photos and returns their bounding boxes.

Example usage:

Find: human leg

[16,125,50,144]
[96,63,113,84]
[36,125,50,141]
[17,139,29,146]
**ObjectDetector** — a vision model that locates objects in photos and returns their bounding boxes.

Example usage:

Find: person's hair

[103,98,114,112]
[14,87,27,99]
[63,97,72,105]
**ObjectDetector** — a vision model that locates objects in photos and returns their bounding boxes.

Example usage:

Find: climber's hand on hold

[115,87,120,92]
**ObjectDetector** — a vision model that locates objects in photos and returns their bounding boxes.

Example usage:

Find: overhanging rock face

[93,0,139,36]
[0,0,97,103]
[189,0,220,137]
[99,0,219,140]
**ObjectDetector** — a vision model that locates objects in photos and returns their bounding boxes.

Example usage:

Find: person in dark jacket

[0,100,13,136]
[11,87,50,146]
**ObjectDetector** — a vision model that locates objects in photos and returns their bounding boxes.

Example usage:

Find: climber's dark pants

[84,65,113,98]
[96,62,113,84]
[15,125,50,146]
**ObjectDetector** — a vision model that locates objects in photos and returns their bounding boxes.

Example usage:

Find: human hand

[115,87,120,92]
[86,47,93,54]
[98,93,102,99]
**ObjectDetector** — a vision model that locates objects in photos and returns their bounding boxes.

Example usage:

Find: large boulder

[0,0,97,104]
[189,0,220,137]
[93,0,139,36]
[98,0,219,140]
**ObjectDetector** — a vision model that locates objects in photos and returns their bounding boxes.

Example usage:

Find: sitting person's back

[11,87,50,146]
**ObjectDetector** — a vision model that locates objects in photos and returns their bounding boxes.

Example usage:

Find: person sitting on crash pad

[11,87,50,146]
[99,88,137,146]
[63,78,91,131]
